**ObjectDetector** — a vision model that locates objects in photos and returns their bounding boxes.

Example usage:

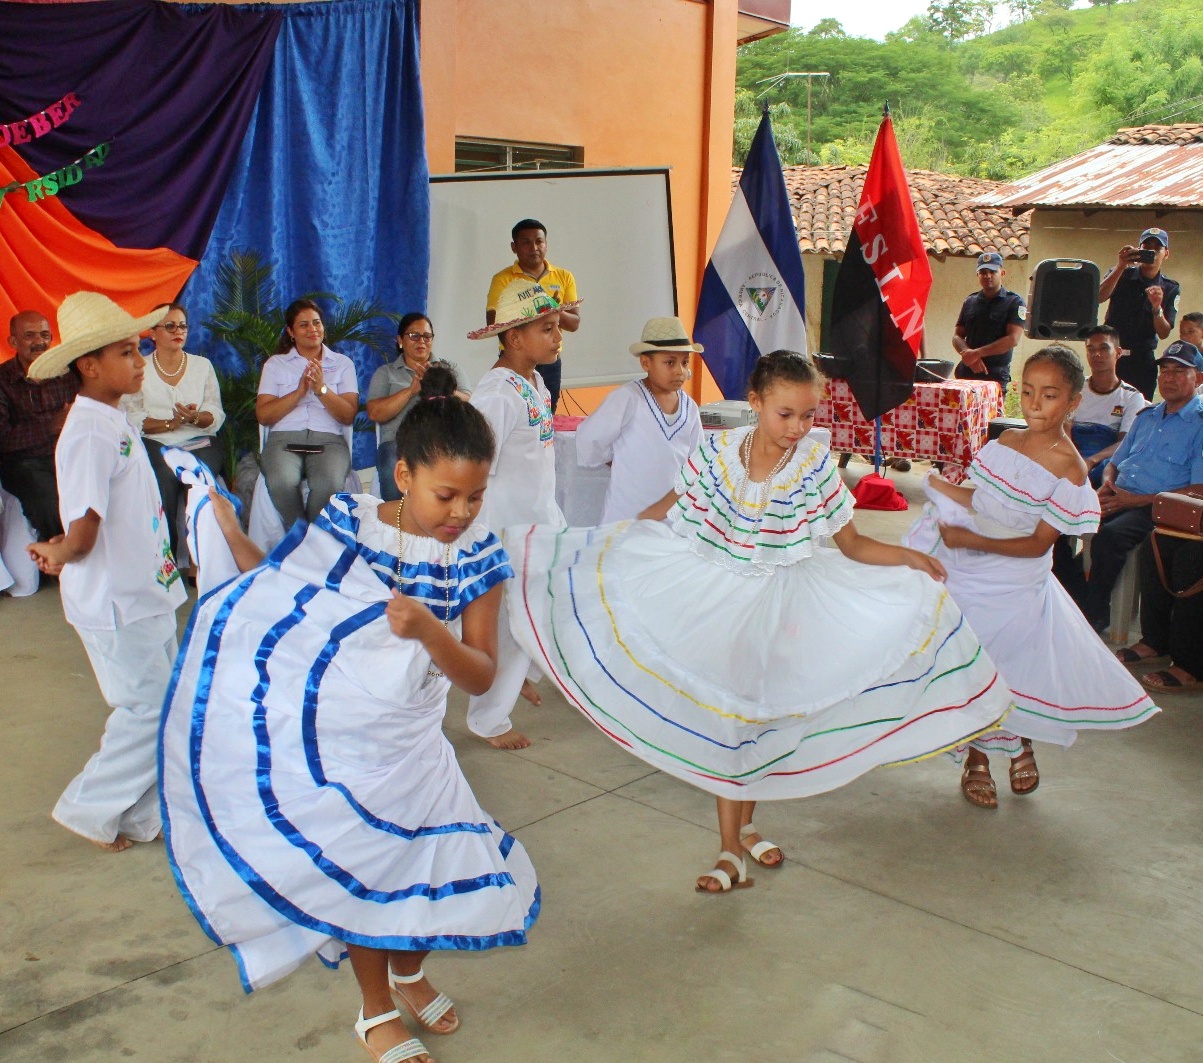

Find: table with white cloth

[552,414,832,527]
[816,377,1004,484]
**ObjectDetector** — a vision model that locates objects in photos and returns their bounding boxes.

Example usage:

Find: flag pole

[873,100,892,477]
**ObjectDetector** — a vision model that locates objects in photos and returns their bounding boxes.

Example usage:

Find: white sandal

[695,850,754,893]
[389,966,460,1034]
[740,823,784,868]
[354,1008,431,1063]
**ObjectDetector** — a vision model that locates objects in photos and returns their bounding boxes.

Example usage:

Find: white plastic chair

[248,425,360,552]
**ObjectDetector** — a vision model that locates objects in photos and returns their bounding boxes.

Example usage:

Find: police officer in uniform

[1099,226,1179,401]
[952,251,1027,391]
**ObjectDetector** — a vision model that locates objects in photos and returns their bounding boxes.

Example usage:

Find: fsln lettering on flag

[695,111,807,399]
[828,109,932,421]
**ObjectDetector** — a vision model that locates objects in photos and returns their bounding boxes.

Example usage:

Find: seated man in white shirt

[1069,325,1148,488]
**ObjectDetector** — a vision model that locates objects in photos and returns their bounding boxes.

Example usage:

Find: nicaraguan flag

[694,111,808,398]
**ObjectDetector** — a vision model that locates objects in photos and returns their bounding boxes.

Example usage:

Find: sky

[789,0,935,41]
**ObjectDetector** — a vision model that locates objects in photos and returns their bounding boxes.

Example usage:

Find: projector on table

[699,400,757,430]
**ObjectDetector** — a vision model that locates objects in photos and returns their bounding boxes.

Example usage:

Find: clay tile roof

[1109,123,1203,146]
[733,165,1030,259]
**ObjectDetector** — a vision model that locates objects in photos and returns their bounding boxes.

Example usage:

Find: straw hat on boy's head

[467,279,582,341]
[27,292,167,381]
[629,317,704,357]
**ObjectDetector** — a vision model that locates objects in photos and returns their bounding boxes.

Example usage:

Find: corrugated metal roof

[734,164,1030,258]
[975,125,1203,211]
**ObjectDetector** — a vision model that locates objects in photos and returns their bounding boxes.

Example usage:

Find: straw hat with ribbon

[27,292,167,381]
[467,279,582,341]
[629,316,704,357]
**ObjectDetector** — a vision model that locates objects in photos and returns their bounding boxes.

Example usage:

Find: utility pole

[756,71,830,164]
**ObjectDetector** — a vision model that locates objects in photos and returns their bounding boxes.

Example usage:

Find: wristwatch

[318,384,329,395]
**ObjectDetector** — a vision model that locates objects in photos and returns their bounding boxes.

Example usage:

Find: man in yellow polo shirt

[486,218,580,411]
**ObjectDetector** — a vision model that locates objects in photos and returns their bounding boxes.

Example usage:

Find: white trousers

[466,598,534,738]
[53,612,178,844]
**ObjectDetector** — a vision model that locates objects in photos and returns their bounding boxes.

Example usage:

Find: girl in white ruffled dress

[160,369,538,1063]
[903,345,1158,808]
[504,352,1013,892]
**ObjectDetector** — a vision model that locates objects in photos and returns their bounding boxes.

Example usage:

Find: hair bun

[418,361,459,400]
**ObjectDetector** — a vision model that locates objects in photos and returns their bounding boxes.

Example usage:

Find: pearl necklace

[152,348,187,382]
[736,429,796,514]
[394,495,453,681]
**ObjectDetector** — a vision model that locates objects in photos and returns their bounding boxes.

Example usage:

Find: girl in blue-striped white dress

[160,368,537,1063]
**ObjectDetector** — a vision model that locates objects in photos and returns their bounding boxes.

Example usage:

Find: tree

[1007,0,1035,21]
[732,88,808,166]
[808,18,847,38]
[926,0,993,43]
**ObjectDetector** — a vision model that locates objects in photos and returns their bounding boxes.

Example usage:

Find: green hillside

[735,0,1203,179]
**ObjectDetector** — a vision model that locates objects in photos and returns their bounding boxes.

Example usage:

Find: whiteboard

[428,169,677,391]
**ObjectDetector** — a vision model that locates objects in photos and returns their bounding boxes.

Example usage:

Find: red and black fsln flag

[828,109,933,421]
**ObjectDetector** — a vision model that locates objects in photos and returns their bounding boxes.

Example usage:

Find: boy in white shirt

[27,293,186,852]
[1069,325,1149,488]
[577,317,703,522]
[467,279,578,749]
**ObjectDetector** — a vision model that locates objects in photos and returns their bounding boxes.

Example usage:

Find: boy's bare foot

[485,728,531,750]
[92,834,134,853]
[519,678,542,706]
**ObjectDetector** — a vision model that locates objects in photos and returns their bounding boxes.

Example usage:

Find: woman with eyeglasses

[366,313,471,501]
[256,299,359,527]
[124,302,226,556]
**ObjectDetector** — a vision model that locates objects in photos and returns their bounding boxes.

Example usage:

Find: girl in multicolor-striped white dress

[904,345,1158,809]
[504,352,1013,893]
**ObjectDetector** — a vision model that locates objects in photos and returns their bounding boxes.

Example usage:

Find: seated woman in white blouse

[256,299,359,528]
[124,303,225,556]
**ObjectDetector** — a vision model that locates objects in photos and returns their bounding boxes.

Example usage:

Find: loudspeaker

[1025,258,1101,340]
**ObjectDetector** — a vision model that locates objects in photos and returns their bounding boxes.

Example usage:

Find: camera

[1136,248,1158,264]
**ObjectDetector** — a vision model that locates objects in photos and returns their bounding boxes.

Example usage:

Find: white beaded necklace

[152,348,187,383]
[735,429,796,519]
[394,495,453,680]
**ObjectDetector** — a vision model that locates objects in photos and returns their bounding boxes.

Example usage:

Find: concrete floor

[3,463,1202,1063]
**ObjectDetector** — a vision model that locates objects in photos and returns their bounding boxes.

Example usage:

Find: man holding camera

[1099,227,1179,400]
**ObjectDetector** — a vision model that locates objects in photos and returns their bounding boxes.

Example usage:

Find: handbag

[1152,485,1203,536]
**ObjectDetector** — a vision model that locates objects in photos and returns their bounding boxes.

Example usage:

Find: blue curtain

[182,0,428,468]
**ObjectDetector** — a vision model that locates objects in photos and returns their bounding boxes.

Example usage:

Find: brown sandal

[960,763,997,809]
[1009,745,1040,795]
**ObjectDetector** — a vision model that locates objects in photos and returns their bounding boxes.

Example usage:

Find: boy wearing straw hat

[27,292,186,852]
[466,278,579,749]
[576,316,702,523]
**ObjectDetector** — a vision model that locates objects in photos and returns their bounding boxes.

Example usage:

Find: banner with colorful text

[0,0,281,340]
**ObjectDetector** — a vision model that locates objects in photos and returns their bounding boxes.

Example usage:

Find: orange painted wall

[421,0,736,410]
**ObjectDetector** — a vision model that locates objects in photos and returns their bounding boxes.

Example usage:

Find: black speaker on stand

[1025,258,1101,340]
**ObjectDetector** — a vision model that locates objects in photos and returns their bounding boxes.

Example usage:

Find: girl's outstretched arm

[832,520,947,581]
[208,488,265,573]
[925,471,976,507]
[638,488,678,521]
[386,582,501,696]
[938,519,1061,559]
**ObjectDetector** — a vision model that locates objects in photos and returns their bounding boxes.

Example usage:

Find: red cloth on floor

[851,473,908,511]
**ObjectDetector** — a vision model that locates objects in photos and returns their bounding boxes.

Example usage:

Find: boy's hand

[28,535,67,576]
[386,588,437,642]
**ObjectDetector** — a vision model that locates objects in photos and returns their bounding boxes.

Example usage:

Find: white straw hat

[629,316,703,356]
[27,292,168,381]
[468,279,582,341]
